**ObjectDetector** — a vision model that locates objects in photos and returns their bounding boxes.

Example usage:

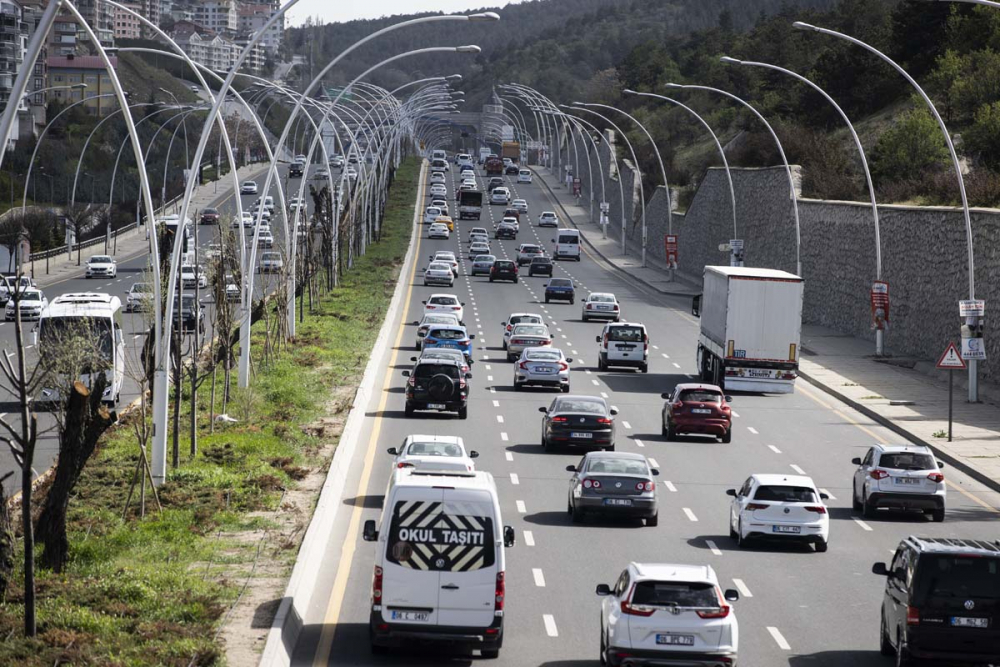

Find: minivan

[364,469,516,659]
[552,228,581,261]
[597,322,649,373]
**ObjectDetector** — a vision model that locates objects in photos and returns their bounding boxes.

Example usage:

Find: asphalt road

[0,163,309,493]
[289,160,1000,666]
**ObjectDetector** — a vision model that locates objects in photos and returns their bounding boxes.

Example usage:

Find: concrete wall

[559,135,1000,381]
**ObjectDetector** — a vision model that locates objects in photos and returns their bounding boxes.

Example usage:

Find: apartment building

[238,1,282,54]
[46,54,118,116]
[113,0,142,40]
[194,0,237,38]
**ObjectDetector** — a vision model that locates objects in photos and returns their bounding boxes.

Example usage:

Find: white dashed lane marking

[790,464,806,475]
[501,432,509,442]
[767,627,791,651]
[747,427,759,435]
[505,451,513,461]
[496,415,504,424]
[516,501,526,514]
[543,614,558,638]
[683,507,698,522]
[853,517,873,532]
[706,540,722,556]
[664,481,677,492]
[672,362,681,369]
[622,421,632,429]
[648,458,659,468]
[523,530,535,546]
[532,568,546,587]
[768,445,782,454]
[733,578,753,598]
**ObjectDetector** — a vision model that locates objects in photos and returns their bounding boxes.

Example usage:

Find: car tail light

[495,572,505,611]
[459,378,467,389]
[804,506,827,514]
[636,481,654,492]
[621,585,655,617]
[396,462,414,469]
[928,472,945,483]
[697,603,730,619]
[519,361,530,370]
[870,469,889,480]
[644,335,649,351]
[613,304,619,310]
[372,565,383,602]
[460,339,470,345]
[746,502,768,511]
[451,306,461,310]
[425,338,438,345]
[603,334,609,346]
[596,417,612,424]
[907,606,920,625]
[781,371,797,380]
[672,401,684,411]
[407,377,415,387]
[551,416,568,422]
[542,340,552,346]
[586,304,593,310]
[512,339,524,346]
[558,362,569,371]
[506,325,512,332]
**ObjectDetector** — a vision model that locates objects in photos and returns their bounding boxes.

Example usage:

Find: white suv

[851,443,946,521]
[597,562,739,667]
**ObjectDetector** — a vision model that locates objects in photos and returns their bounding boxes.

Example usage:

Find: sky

[286,0,528,27]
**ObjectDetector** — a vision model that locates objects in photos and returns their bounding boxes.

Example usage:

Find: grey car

[514,347,573,392]
[412,347,472,380]
[413,312,460,350]
[566,451,659,525]
[470,254,496,276]
[506,323,552,361]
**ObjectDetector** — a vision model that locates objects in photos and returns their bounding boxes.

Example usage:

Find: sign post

[871,281,890,356]
[664,234,678,270]
[936,342,966,442]
[600,202,609,239]
[729,239,744,267]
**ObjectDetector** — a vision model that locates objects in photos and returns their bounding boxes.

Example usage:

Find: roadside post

[870,281,889,355]
[959,299,986,403]
[664,233,678,282]
[600,201,609,239]
[936,341,966,442]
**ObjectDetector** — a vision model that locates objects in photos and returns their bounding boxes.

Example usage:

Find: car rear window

[526,350,560,361]
[608,327,644,342]
[586,458,648,475]
[558,234,579,244]
[428,263,451,271]
[590,294,615,303]
[423,314,458,324]
[632,581,717,608]
[429,296,458,305]
[531,257,552,264]
[427,328,466,341]
[913,555,1000,603]
[386,499,495,571]
[475,256,496,262]
[404,441,464,458]
[879,453,936,470]
[680,390,722,403]
[549,279,573,287]
[513,325,546,336]
[511,315,542,325]
[555,398,606,414]
[495,261,515,269]
[414,364,461,379]
[753,485,818,503]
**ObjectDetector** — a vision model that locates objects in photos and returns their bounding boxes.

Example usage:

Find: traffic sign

[960,300,985,317]
[664,234,678,269]
[729,239,744,251]
[718,243,731,252]
[936,342,966,370]
[962,337,987,361]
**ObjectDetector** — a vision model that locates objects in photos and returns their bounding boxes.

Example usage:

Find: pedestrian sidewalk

[532,165,1000,494]
[28,162,271,289]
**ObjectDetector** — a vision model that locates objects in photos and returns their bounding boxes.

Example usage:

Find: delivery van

[363,469,515,658]
[551,228,581,261]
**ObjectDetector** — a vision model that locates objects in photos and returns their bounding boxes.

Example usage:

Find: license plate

[773,525,801,534]
[604,498,632,507]
[428,403,446,410]
[894,478,920,485]
[571,432,593,439]
[656,634,694,646]
[617,345,635,351]
[692,408,712,414]
[536,367,554,373]
[598,305,611,310]
[951,617,989,628]
[747,369,774,378]
[391,610,430,622]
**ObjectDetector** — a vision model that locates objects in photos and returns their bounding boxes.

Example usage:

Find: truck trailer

[693,266,804,394]
[458,190,483,220]
[501,141,520,162]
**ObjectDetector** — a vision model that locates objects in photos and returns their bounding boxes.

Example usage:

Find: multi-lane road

[0,163,301,492]
[289,158,1000,666]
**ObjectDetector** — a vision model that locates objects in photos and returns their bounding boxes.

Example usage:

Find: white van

[431,149,447,162]
[551,228,581,261]
[597,321,649,373]
[363,469,515,658]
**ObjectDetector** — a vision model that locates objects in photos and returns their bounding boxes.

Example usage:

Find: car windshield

[531,257,551,264]
[526,350,561,361]
[679,390,722,403]
[204,208,217,214]
[39,316,113,363]
[428,328,466,341]
[913,555,1000,603]
[555,398,606,415]
[753,485,818,503]
[413,364,461,379]
[632,581,717,608]
[19,291,41,302]
[405,441,464,458]
[91,256,112,264]
[513,325,546,336]
[586,458,648,475]
[542,212,556,219]
[131,283,152,293]
[262,254,280,261]
[608,327,644,342]
[590,294,615,303]
[421,349,463,362]
[879,452,936,470]
[549,279,572,287]
[426,208,440,215]
[429,296,458,306]
[435,253,455,260]
[521,246,539,252]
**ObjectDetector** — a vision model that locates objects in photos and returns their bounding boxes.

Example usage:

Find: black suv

[487,177,504,192]
[874,536,1000,666]
[175,295,205,335]
[490,260,518,283]
[495,224,517,240]
[528,256,553,277]
[402,358,470,419]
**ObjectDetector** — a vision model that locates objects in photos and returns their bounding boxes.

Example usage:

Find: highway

[289,160,1000,666]
[0,163,302,492]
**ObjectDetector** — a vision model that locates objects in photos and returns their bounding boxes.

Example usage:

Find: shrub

[870,107,951,186]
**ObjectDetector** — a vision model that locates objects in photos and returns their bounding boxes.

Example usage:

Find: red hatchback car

[660,383,733,443]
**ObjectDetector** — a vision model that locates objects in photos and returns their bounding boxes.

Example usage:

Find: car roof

[390,468,496,492]
[586,450,645,461]
[508,312,542,319]
[427,324,467,332]
[751,473,816,487]
[414,357,462,368]
[588,292,616,298]
[902,536,1000,556]
[404,434,464,446]
[631,562,717,585]
[605,321,644,328]
[674,383,723,392]
[873,443,933,455]
[427,293,458,299]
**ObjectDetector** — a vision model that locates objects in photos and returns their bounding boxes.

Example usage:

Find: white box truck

[693,266,804,394]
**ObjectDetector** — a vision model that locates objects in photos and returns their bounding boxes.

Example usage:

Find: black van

[873,536,1000,665]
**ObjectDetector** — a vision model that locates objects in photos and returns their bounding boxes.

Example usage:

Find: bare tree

[61,204,99,265]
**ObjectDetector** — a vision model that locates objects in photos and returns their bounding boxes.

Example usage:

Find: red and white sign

[936,342,966,370]
[664,234,679,269]
[870,281,890,330]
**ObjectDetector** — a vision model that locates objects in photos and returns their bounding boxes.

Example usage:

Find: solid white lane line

[768,445,782,454]
[767,627,791,651]
[543,614,558,638]
[496,415,504,424]
[790,464,806,475]
[500,432,509,442]
[524,530,535,546]
[665,481,677,492]
[819,488,836,500]
[733,578,753,598]
[622,421,632,429]
[510,473,519,485]
[493,400,500,407]
[648,458,659,468]
[672,362,681,369]
[532,568,546,587]
[747,427,759,435]
[505,451,513,461]
[706,540,722,556]
[853,517,874,532]
[683,507,698,522]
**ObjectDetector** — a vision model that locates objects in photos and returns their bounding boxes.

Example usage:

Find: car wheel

[646,513,658,527]
[604,443,615,452]
[571,503,584,524]
[502,339,508,350]
[544,297,549,303]
[661,419,668,437]
[489,277,494,282]
[582,314,588,322]
[561,384,570,393]
[737,521,750,549]
[880,613,896,657]
[570,298,575,304]
[852,482,862,511]
[458,406,468,420]
[404,403,414,418]
[666,420,676,442]
[640,363,648,374]
[729,520,738,539]
[815,538,829,553]
[720,428,732,444]
[896,633,913,667]
[513,381,521,392]
[863,491,877,519]
[600,629,607,665]
[931,508,946,522]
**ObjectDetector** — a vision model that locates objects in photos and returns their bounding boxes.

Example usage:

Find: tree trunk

[36,379,114,573]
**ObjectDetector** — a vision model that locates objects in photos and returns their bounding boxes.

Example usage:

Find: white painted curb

[259,160,427,666]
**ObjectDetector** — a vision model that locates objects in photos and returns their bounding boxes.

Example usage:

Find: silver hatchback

[514,347,573,392]
[470,254,496,276]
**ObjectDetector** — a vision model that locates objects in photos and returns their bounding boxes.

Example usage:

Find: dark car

[528,256,553,277]
[402,358,469,419]
[661,383,733,443]
[873,536,1000,666]
[539,395,617,451]
[175,295,205,335]
[200,207,219,225]
[487,177,505,192]
[544,277,575,304]
[490,260,518,283]
[495,224,517,240]
[503,208,520,222]
[505,163,520,174]
[566,451,659,525]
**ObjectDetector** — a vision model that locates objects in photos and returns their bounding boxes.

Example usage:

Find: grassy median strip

[0,157,419,666]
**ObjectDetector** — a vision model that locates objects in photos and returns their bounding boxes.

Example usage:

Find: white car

[180,264,208,289]
[346,167,359,181]
[430,199,450,216]
[224,274,241,303]
[289,197,306,213]
[490,187,510,205]
[85,255,117,278]
[413,312,461,349]
[501,312,544,349]
[430,251,459,275]
[517,169,532,183]
[539,211,559,227]
[468,227,488,241]
[258,251,284,273]
[314,168,330,180]
[423,261,455,287]
[429,183,447,198]
[422,293,464,323]
[424,206,443,224]
[240,181,258,195]
[582,292,621,322]
[430,171,446,184]
[461,178,477,189]
[597,562,740,666]
[851,443,946,521]
[727,474,830,552]
[468,233,489,246]
[428,222,450,240]
[512,199,528,213]
[259,196,275,213]
[386,435,478,475]
[500,216,520,232]
[468,241,490,259]
[125,282,153,312]
[5,288,47,321]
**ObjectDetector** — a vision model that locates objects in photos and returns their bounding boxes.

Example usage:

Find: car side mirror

[466,373,473,379]
[609,408,618,416]
[470,450,479,458]
[724,589,740,602]
[651,469,660,476]
[820,493,829,500]
[872,562,889,577]
[851,457,862,465]
[386,447,398,456]
[538,407,548,414]
[470,334,476,339]
[362,520,378,542]
[595,336,602,343]
[565,465,577,473]
[692,295,701,318]
[461,302,466,306]
[595,583,612,596]
[551,238,555,243]
[410,357,417,362]
[411,321,419,326]
[726,488,737,497]
[503,525,516,548]
[566,358,574,363]
[401,370,410,377]
[937,461,945,468]
[724,395,733,403]
[660,392,671,400]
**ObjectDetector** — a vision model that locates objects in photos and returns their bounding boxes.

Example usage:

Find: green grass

[0,157,420,666]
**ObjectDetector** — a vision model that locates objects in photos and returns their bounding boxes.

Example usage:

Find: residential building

[171,21,241,75]
[18,0,48,141]
[233,32,263,73]
[238,1,282,54]
[0,0,27,148]
[193,0,236,37]
[141,0,160,37]
[113,0,142,40]
[49,0,114,56]
[46,54,118,116]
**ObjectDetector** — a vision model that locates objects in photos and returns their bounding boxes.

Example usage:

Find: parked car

[5,288,47,321]
[727,474,830,552]
[402,357,469,419]
[661,383,733,442]
[200,207,219,224]
[544,277,575,303]
[85,255,117,279]
[596,322,649,373]
[581,292,621,321]
[470,255,496,276]
[514,347,572,392]
[539,394,618,451]
[489,260,518,283]
[386,435,478,474]
[506,323,552,361]
[528,256,553,277]
[851,444,946,522]
[567,452,659,525]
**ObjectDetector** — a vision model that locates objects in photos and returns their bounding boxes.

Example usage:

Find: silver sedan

[423,261,455,287]
[506,323,552,361]
[514,347,573,392]
[470,254,496,276]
